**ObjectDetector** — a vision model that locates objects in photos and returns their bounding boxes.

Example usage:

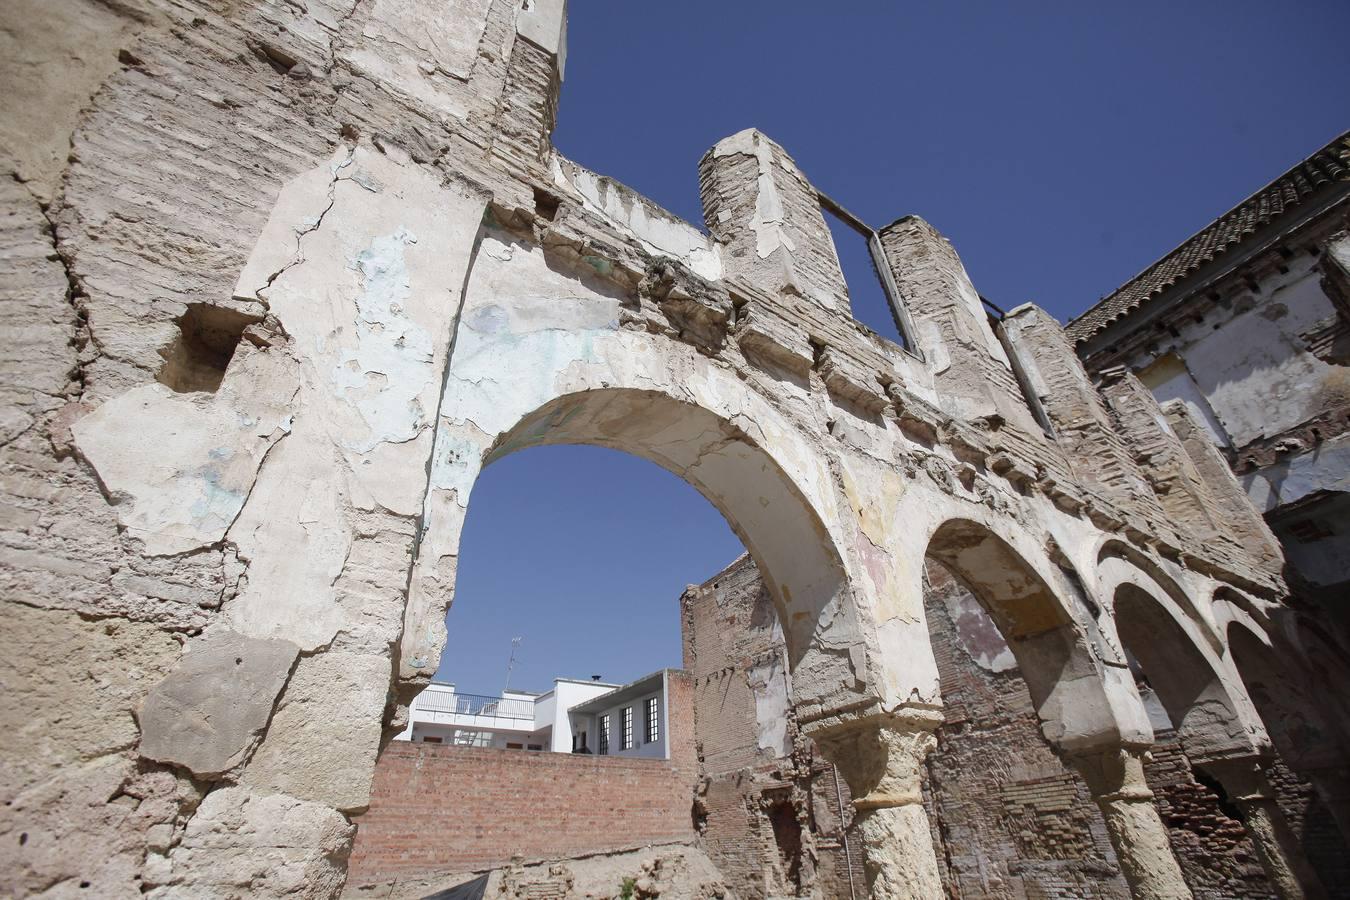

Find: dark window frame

[598,714,610,755]
[818,191,923,359]
[645,696,659,744]
[621,706,634,751]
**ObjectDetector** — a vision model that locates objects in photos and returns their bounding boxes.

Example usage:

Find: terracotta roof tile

[1067,131,1350,344]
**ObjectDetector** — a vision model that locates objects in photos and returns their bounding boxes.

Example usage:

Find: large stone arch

[386,224,952,898]
[923,517,1149,752]
[1217,599,1350,835]
[1096,540,1222,654]
[397,224,924,730]
[1221,616,1335,771]
[1214,605,1350,894]
[451,387,849,669]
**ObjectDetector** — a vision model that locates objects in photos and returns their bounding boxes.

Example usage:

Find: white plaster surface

[516,0,567,75]
[553,157,721,281]
[223,148,485,650]
[1156,260,1343,447]
[73,344,298,557]
[1244,431,1350,511]
[713,130,799,269]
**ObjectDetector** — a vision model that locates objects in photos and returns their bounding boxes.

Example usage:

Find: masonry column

[877,217,1043,434]
[813,712,945,900]
[1097,367,1228,548]
[1203,758,1329,899]
[699,128,852,312]
[1069,747,1194,899]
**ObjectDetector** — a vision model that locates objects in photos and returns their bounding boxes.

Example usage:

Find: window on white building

[599,714,610,755]
[621,706,634,750]
[645,696,659,744]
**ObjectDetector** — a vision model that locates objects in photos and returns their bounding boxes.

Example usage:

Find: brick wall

[1142,737,1275,898]
[683,555,863,900]
[922,558,1350,898]
[347,672,698,886]
[922,559,1132,898]
[1265,758,1350,891]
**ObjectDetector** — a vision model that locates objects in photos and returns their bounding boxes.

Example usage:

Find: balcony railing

[416,691,535,720]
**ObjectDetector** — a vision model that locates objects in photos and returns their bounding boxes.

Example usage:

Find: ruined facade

[2,2,1348,899]
[685,555,1350,899]
[682,555,866,900]
[1068,131,1350,650]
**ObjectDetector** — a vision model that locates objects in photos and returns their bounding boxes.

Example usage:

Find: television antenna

[503,636,523,693]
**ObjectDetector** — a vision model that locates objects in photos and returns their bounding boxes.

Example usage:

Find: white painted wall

[579,680,669,760]
[1138,354,1232,447]
[548,679,617,752]
[1133,256,1341,449]
[398,677,620,751]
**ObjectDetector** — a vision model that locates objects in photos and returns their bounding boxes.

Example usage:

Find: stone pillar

[699,128,851,312]
[813,713,945,900]
[1203,758,1328,899]
[1070,748,1194,899]
[489,0,566,173]
[877,217,1043,434]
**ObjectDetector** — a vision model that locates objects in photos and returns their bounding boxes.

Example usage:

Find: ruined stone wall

[1140,737,1276,898]
[683,556,863,899]
[920,560,1132,899]
[685,553,1350,899]
[1075,200,1350,636]
[0,0,556,894]
[1,0,1324,896]
[1263,757,1350,892]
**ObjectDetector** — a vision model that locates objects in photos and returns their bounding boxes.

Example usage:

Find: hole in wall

[532,188,561,222]
[1193,769,1244,822]
[157,303,260,394]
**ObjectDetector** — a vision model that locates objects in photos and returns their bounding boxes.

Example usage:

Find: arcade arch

[1106,569,1329,898]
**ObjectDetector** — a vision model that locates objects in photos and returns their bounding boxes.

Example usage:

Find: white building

[396,677,618,751]
[567,669,679,760]
[397,670,680,759]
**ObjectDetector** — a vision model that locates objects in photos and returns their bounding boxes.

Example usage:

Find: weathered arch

[485,387,850,669]
[399,228,887,724]
[1222,615,1348,774]
[1096,540,1221,653]
[924,518,1144,752]
[1103,568,1265,762]
[1219,613,1350,891]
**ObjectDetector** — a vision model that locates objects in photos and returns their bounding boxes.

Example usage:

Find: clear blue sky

[438,2,1349,694]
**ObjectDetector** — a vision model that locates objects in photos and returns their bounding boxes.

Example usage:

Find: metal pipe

[832,764,859,900]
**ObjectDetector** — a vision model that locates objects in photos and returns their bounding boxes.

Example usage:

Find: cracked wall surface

[1,1,1340,898]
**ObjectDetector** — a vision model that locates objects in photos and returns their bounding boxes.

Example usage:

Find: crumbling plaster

[0,0,1314,896]
[1132,253,1343,450]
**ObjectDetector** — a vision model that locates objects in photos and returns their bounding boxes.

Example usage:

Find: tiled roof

[1067,131,1350,345]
